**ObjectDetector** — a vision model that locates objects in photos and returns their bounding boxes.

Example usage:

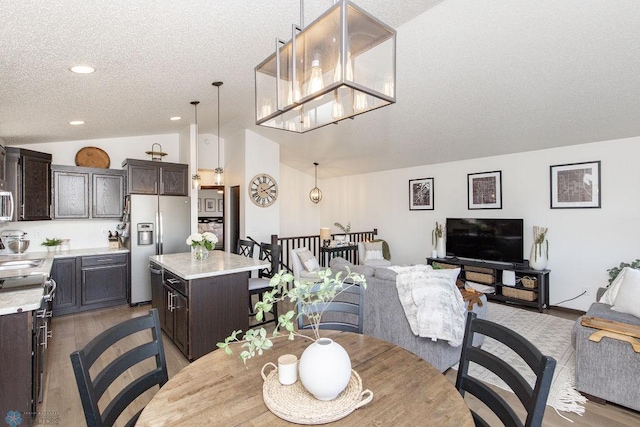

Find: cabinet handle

[167,291,173,311]
[166,278,181,285]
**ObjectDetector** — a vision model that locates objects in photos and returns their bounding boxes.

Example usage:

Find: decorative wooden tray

[261,363,373,425]
[75,146,110,168]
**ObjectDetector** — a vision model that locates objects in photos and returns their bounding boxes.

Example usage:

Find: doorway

[229,186,240,253]
[198,185,224,251]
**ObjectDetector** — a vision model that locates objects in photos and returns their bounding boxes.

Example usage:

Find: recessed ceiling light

[170,116,182,121]
[70,65,95,74]
[69,120,85,125]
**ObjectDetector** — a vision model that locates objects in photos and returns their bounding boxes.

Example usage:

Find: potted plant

[41,237,62,252]
[432,222,445,258]
[186,232,218,260]
[333,222,351,244]
[607,259,640,286]
[530,226,549,270]
[218,268,366,401]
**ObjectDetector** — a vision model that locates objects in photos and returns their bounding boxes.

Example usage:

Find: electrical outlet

[582,287,590,296]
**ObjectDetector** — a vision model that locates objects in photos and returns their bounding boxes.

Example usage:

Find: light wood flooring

[38,302,640,426]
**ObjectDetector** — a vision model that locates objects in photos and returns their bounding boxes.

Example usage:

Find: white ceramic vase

[298,338,351,401]
[436,237,446,259]
[530,242,548,270]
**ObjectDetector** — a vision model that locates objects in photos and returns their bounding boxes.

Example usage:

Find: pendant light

[212,81,224,186]
[309,162,322,204]
[255,0,396,133]
[191,101,201,189]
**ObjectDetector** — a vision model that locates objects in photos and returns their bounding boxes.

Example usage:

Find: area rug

[453,302,587,418]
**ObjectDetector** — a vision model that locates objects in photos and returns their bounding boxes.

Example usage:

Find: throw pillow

[295,248,320,272]
[599,267,630,305]
[364,241,384,261]
[612,268,640,317]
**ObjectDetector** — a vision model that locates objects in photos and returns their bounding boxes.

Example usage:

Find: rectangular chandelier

[255,0,396,133]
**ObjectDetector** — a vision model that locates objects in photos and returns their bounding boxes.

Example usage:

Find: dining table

[136,330,474,426]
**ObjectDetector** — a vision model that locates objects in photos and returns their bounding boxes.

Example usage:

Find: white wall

[279,164,321,237]
[244,130,280,243]
[318,137,640,312]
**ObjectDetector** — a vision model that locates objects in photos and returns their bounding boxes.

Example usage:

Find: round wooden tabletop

[137,331,474,426]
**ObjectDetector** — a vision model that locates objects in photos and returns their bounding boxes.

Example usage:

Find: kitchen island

[149,251,269,360]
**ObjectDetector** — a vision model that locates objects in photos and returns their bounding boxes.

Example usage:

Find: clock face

[249,173,278,207]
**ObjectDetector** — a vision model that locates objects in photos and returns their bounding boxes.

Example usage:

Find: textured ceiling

[2,0,640,178]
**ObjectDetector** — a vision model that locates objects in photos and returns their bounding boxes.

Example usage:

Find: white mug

[278,354,298,385]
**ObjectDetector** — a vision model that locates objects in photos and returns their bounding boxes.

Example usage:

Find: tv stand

[427,257,550,313]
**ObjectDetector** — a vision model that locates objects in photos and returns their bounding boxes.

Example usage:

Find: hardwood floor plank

[39,303,640,426]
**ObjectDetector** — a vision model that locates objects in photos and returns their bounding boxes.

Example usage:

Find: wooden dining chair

[248,242,281,326]
[236,238,256,258]
[297,281,364,334]
[70,309,168,427]
[455,312,556,427]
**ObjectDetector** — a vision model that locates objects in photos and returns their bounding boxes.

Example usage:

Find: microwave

[0,191,14,221]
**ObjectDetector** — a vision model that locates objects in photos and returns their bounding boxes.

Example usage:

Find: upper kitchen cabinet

[122,159,188,196]
[6,147,52,221]
[52,165,125,219]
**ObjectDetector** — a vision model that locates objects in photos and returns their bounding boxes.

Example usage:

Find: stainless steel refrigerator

[127,194,190,304]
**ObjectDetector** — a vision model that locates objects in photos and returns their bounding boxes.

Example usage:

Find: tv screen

[445,218,524,264]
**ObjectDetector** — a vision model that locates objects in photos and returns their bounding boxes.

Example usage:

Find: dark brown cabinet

[158,270,189,356]
[6,147,52,221]
[51,257,77,315]
[0,312,34,419]
[52,165,125,219]
[51,254,129,316]
[122,158,188,196]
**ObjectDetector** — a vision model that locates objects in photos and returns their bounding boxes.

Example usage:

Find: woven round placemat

[262,365,373,425]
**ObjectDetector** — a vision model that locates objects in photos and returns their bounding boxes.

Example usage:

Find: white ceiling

[2,0,640,178]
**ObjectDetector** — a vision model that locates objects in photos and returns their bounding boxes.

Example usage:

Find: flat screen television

[445,218,524,264]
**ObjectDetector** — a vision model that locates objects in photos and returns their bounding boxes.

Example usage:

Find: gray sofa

[330,258,487,372]
[571,288,640,412]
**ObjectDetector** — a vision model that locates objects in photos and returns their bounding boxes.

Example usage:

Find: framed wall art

[217,198,224,213]
[550,160,601,208]
[468,170,502,209]
[197,198,202,212]
[205,198,216,212]
[409,177,434,210]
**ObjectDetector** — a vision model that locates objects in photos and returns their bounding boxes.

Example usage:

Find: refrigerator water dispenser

[137,223,154,245]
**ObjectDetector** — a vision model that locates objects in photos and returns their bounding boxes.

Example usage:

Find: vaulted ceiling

[2,1,639,178]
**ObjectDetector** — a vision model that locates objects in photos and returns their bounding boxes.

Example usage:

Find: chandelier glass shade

[255,0,396,133]
[309,162,322,203]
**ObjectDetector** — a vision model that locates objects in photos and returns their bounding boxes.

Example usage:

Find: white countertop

[0,247,130,316]
[150,251,270,280]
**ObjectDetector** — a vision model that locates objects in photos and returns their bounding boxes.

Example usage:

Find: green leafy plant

[333,222,351,234]
[607,259,640,286]
[217,268,366,364]
[41,238,62,247]
[432,222,444,246]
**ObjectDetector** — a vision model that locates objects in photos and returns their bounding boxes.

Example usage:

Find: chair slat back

[297,281,364,334]
[258,242,281,279]
[70,309,169,427]
[237,239,255,258]
[455,312,556,427]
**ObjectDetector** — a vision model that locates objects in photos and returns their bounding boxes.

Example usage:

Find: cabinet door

[162,284,175,337]
[150,266,166,330]
[127,164,158,194]
[93,173,124,218]
[51,258,77,315]
[53,170,90,219]
[21,154,51,220]
[173,292,189,356]
[160,164,188,196]
[81,262,128,307]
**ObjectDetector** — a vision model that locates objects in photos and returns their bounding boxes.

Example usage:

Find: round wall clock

[249,173,278,207]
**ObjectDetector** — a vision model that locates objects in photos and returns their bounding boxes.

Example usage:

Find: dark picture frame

[217,198,224,213]
[468,170,502,209]
[205,198,216,212]
[550,160,601,208]
[409,177,434,210]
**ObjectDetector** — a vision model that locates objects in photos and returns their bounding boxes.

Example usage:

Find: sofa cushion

[586,302,640,327]
[294,248,320,272]
[611,267,640,318]
[328,257,375,277]
[374,267,398,281]
[364,241,384,260]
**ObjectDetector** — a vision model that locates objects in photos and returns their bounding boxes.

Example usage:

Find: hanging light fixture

[255,0,396,133]
[212,81,224,186]
[191,101,201,189]
[309,162,322,203]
